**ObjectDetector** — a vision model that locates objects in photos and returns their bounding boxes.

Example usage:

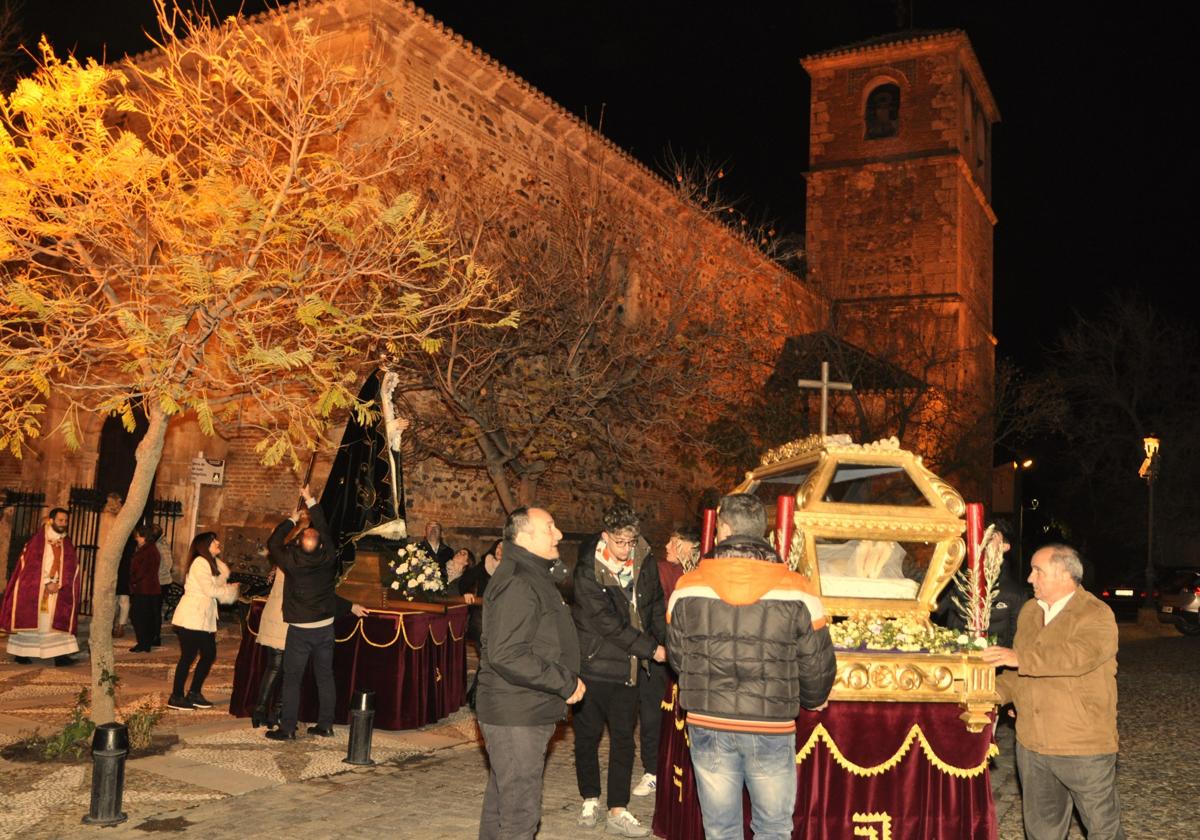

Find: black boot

[251,648,284,728]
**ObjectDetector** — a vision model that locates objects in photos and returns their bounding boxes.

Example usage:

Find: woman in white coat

[168,532,240,711]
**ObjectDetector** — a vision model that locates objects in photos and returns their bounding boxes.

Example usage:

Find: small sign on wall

[189,455,225,486]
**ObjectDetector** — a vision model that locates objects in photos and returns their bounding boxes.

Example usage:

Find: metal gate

[68,487,106,617]
[149,498,184,562]
[3,491,46,580]
[67,489,184,617]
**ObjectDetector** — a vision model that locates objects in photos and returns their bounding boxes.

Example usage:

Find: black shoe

[13,656,32,664]
[167,694,195,710]
[307,725,335,737]
[129,645,150,653]
[53,655,74,667]
[265,728,296,741]
[186,691,213,709]
[151,638,162,647]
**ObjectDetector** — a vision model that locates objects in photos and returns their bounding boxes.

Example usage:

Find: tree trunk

[88,406,169,724]
[484,461,519,514]
[518,471,543,506]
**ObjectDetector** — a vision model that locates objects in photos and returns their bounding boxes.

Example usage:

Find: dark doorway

[94,409,150,503]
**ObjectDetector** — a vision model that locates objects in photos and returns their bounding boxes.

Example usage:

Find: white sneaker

[606,809,650,837]
[578,797,600,828]
[631,772,657,797]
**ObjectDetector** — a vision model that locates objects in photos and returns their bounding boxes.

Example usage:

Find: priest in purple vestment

[1,508,81,666]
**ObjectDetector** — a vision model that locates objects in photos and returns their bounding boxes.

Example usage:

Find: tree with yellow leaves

[0,2,509,723]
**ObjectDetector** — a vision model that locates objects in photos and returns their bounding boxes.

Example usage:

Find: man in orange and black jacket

[667,493,836,840]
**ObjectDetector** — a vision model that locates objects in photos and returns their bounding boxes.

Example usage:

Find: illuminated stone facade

[0,12,996,566]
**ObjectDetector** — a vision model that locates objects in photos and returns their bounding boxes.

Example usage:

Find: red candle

[965,502,986,636]
[776,495,795,566]
[700,508,717,557]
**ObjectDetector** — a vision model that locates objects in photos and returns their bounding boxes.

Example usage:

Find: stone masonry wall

[0,0,828,567]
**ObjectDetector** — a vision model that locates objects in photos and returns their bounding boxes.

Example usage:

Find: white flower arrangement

[385,543,444,601]
[830,617,988,654]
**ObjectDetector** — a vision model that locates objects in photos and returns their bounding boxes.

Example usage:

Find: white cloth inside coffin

[816,539,919,599]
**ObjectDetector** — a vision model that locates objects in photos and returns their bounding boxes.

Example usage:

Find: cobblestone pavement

[2,623,1194,838]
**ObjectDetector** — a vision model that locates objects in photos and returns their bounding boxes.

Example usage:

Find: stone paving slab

[128,753,280,795]
[3,623,1195,839]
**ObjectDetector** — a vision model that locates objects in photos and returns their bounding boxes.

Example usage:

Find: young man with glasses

[571,501,666,837]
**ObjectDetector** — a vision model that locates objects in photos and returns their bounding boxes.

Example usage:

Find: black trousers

[129,594,159,650]
[637,661,669,775]
[172,627,216,697]
[280,623,336,733]
[573,677,638,808]
[151,593,164,645]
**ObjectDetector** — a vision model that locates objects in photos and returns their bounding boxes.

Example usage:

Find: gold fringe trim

[326,612,467,650]
[851,811,892,840]
[795,722,998,778]
[244,601,466,650]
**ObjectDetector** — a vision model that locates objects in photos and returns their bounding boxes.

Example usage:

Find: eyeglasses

[609,536,638,548]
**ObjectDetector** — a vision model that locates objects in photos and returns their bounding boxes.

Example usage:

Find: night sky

[10,1,1192,367]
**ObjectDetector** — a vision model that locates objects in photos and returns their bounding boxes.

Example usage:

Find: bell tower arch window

[864,83,901,139]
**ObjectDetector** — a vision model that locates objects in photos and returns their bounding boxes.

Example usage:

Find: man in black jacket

[934,518,1029,648]
[571,501,664,837]
[668,494,836,840]
[265,485,365,741]
[477,507,584,840]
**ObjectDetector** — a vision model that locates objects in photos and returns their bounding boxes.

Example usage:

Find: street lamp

[1011,458,1035,577]
[1139,435,1161,609]
[1018,496,1039,581]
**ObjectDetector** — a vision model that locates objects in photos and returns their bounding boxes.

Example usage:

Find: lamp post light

[1012,458,1035,578]
[1139,435,1161,609]
[1018,496,1039,581]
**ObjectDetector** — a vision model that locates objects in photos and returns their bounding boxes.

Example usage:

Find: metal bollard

[83,722,129,825]
[344,689,376,766]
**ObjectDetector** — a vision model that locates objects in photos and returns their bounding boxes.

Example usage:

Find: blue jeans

[688,725,797,840]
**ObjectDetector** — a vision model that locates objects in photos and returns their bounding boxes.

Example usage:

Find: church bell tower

[801,30,999,400]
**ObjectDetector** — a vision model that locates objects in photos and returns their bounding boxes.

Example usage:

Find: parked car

[1098,574,1149,622]
[1157,568,1200,636]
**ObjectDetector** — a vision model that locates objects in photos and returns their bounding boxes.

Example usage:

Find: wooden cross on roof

[797,361,854,438]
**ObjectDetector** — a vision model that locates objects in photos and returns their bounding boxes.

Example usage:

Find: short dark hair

[49,507,68,520]
[989,515,1014,542]
[716,493,766,539]
[503,507,532,542]
[672,526,701,544]
[602,500,640,534]
[135,523,154,540]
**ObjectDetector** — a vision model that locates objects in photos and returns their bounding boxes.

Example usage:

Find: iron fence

[2,490,46,580]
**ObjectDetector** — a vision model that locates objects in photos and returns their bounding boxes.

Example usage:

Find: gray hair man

[983,544,1124,839]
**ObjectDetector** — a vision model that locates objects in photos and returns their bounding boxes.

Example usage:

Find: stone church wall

[0,0,827,567]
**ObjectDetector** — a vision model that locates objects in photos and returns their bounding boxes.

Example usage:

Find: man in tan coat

[983,544,1123,840]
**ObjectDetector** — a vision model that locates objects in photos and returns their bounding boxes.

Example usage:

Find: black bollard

[344,689,376,766]
[83,722,129,825]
